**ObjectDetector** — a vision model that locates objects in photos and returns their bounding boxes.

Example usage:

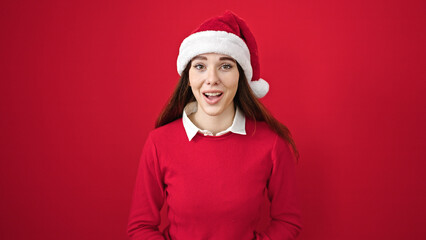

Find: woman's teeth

[204,92,222,97]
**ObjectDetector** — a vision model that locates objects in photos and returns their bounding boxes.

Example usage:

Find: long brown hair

[155,60,300,162]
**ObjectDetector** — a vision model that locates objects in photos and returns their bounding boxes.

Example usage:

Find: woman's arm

[254,134,303,239]
[127,133,166,240]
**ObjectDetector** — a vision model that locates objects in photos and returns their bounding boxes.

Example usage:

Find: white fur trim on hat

[249,78,269,98]
[177,30,253,82]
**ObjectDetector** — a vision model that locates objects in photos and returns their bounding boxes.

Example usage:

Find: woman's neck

[189,103,236,135]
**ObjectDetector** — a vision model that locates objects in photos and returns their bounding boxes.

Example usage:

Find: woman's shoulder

[147,118,185,141]
[242,118,282,149]
[245,117,278,138]
[246,118,295,158]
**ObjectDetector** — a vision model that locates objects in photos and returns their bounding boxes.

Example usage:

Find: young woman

[127,10,302,240]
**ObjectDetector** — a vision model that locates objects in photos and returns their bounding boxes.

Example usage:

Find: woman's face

[188,53,239,118]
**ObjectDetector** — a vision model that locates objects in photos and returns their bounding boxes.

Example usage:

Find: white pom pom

[249,78,269,98]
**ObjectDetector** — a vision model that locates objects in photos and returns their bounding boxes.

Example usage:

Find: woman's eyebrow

[192,56,207,60]
[219,57,236,62]
[192,56,236,62]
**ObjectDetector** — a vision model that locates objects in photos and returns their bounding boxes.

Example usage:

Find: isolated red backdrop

[1,0,425,239]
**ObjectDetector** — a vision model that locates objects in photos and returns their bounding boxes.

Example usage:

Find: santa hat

[176,10,269,98]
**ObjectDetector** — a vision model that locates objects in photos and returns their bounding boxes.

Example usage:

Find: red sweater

[127,117,302,240]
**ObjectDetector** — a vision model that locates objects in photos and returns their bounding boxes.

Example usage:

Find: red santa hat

[176,10,269,98]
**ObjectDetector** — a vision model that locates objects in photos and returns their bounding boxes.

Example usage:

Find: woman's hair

[155,60,300,162]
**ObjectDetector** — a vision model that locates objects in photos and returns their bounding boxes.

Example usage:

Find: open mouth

[202,92,223,104]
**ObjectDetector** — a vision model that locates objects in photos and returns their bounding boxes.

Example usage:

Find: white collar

[182,101,246,141]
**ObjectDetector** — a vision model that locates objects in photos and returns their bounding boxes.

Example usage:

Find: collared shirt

[182,101,246,141]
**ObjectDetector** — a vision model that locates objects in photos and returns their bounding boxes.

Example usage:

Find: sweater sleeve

[254,135,303,240]
[127,133,167,240]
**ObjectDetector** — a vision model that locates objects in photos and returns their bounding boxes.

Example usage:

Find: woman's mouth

[203,92,223,104]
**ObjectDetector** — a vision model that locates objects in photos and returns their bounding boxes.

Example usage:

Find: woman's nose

[206,68,219,85]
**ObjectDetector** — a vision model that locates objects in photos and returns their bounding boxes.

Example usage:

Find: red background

[1,0,425,239]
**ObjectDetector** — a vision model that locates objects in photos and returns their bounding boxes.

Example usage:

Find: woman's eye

[194,64,204,70]
[221,64,232,70]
